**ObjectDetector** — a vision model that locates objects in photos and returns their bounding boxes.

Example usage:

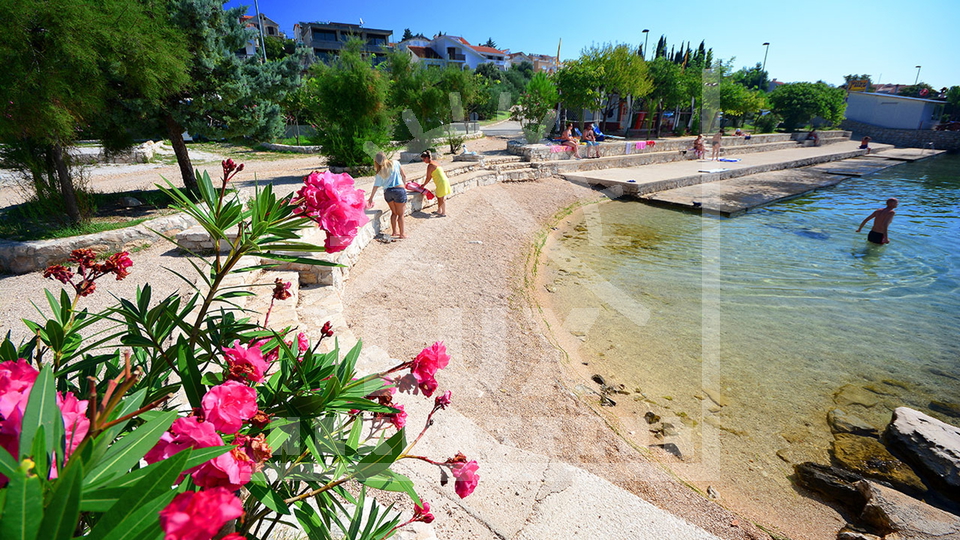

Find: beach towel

[699,168,729,173]
[719,158,741,162]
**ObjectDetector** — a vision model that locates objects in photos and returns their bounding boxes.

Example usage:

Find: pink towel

[636,141,647,150]
[648,140,656,146]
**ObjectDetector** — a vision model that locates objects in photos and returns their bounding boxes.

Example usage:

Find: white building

[845,92,945,130]
[397,35,507,70]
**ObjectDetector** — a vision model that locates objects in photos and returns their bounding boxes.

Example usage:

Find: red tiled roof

[472,45,505,55]
[408,46,441,59]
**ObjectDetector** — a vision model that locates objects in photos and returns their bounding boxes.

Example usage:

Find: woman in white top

[368,152,408,238]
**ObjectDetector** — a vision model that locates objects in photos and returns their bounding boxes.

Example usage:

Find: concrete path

[561,140,884,198]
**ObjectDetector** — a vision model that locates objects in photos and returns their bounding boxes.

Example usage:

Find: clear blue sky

[226,0,959,89]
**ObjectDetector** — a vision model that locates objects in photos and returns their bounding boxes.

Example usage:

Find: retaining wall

[509,131,851,162]
[841,119,960,152]
[0,214,197,274]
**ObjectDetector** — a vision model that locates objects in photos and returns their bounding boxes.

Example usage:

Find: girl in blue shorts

[368,152,409,238]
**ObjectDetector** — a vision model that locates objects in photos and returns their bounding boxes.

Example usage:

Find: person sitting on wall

[805,129,820,146]
[859,136,871,154]
[560,123,582,159]
[582,124,601,158]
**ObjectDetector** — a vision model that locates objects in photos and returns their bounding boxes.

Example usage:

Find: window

[267,27,276,36]
[368,37,386,47]
[313,30,336,41]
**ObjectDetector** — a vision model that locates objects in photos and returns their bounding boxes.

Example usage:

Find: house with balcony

[506,52,558,73]
[237,14,284,59]
[397,35,508,70]
[294,22,392,64]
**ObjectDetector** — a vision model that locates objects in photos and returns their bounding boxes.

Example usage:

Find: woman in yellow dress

[418,150,451,216]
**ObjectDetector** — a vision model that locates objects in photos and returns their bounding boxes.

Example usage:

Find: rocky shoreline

[795,406,960,539]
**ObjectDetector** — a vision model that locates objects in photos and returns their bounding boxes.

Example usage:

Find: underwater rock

[651,443,683,459]
[930,400,960,419]
[828,409,880,437]
[834,384,881,408]
[794,462,867,509]
[644,411,661,424]
[830,434,927,496]
[591,374,606,385]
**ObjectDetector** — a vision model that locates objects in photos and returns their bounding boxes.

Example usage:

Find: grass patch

[0,188,180,241]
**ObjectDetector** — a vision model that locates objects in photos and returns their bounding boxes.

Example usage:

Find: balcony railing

[449,53,466,61]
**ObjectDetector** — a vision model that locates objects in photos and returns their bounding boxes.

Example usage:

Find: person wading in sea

[857,197,898,244]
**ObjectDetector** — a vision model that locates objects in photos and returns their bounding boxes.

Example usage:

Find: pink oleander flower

[191,446,254,492]
[413,502,435,524]
[0,360,38,418]
[297,332,309,353]
[435,390,452,409]
[201,381,258,434]
[159,487,244,540]
[68,249,97,268]
[408,342,449,397]
[321,320,334,338]
[223,340,269,384]
[100,251,133,280]
[57,391,89,459]
[42,264,73,284]
[293,171,369,253]
[145,417,223,466]
[451,459,480,498]
[387,403,406,430]
[272,278,292,301]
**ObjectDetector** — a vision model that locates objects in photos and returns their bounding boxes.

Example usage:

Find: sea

[538,153,960,532]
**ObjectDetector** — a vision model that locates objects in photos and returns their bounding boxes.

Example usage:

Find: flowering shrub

[0,163,478,539]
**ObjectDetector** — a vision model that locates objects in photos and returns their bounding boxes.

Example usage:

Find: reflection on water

[541,154,960,531]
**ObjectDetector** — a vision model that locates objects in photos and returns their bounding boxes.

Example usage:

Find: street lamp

[642,29,649,60]
[761,42,770,73]
[915,65,922,85]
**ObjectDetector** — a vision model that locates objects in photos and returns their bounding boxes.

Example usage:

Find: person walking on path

[711,131,723,160]
[857,197,898,244]
[369,152,409,238]
[418,150,451,216]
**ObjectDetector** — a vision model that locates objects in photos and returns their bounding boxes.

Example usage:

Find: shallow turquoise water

[543,153,960,508]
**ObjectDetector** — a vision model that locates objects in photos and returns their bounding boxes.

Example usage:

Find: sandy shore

[0,141,837,538]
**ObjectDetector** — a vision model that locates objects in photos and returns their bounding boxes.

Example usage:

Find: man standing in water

[857,198,898,244]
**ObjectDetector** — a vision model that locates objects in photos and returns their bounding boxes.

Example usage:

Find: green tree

[483,37,497,48]
[263,35,297,60]
[554,59,605,125]
[733,63,770,91]
[646,57,688,137]
[385,51,446,141]
[475,62,503,82]
[305,39,391,166]
[157,0,302,193]
[945,86,960,120]
[768,82,847,131]
[402,28,414,41]
[0,0,189,224]
[582,44,653,130]
[514,72,558,142]
[718,80,767,127]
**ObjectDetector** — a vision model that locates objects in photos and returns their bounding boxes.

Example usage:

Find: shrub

[0,161,479,539]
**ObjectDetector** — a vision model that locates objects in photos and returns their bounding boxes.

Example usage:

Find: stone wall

[508,131,852,162]
[0,213,197,274]
[841,119,960,152]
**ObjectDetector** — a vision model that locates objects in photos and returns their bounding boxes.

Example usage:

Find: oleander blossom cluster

[43,249,133,296]
[293,170,369,253]
[147,339,281,538]
[0,360,89,485]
